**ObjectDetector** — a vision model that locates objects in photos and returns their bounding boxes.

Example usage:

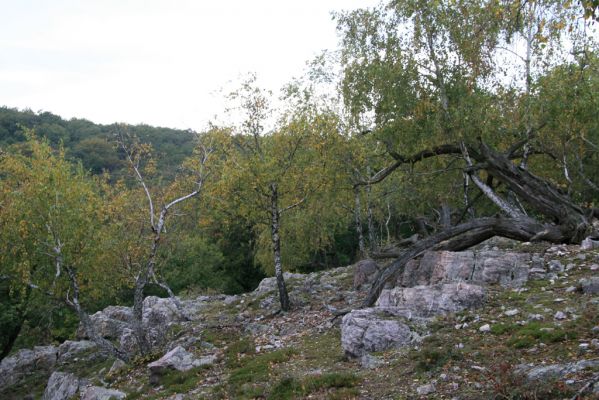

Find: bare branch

[461,142,523,219]
[116,129,156,230]
[279,196,306,215]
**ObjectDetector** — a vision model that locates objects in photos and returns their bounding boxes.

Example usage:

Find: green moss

[158,366,210,396]
[506,322,575,348]
[491,323,518,335]
[410,335,463,372]
[229,348,297,388]
[269,373,359,400]
[225,337,256,368]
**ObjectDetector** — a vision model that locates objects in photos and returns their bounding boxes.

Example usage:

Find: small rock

[547,260,564,273]
[528,314,544,321]
[108,359,126,376]
[79,385,126,400]
[479,324,491,333]
[590,264,599,271]
[42,372,80,400]
[359,354,383,369]
[554,311,567,320]
[580,277,599,294]
[504,309,519,317]
[416,383,436,395]
[566,263,575,271]
[565,286,577,293]
[148,346,215,385]
[581,237,599,250]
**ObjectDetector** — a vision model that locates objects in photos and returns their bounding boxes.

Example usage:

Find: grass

[409,334,463,373]
[269,372,360,399]
[225,337,255,368]
[226,347,299,398]
[505,322,574,349]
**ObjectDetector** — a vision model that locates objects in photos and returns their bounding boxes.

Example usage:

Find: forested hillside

[0,107,196,179]
[1,1,599,396]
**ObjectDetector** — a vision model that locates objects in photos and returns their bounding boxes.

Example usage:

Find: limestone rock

[142,296,187,327]
[472,251,530,287]
[76,306,132,340]
[416,383,436,395]
[376,283,486,317]
[581,237,599,250]
[255,272,304,293]
[580,277,599,294]
[79,386,126,400]
[517,359,599,382]
[353,259,379,289]
[0,345,57,390]
[341,308,418,357]
[57,341,97,364]
[148,346,216,384]
[42,371,80,400]
[397,250,532,288]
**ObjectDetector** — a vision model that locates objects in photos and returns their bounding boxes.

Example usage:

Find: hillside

[0,107,195,180]
[2,238,598,399]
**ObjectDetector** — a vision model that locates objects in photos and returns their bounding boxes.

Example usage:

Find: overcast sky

[0,0,378,130]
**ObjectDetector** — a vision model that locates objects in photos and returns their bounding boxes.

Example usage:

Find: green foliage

[270,372,359,400]
[410,334,463,372]
[160,236,226,294]
[506,322,574,349]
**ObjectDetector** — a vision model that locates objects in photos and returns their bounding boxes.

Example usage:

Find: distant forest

[0,107,196,180]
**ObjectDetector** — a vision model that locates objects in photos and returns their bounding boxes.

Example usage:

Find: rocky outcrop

[57,340,97,364]
[0,346,57,391]
[76,296,199,356]
[376,283,486,317]
[79,385,127,400]
[76,306,133,340]
[398,250,535,288]
[516,359,599,381]
[255,272,305,293]
[42,371,80,400]
[341,308,421,357]
[148,346,216,385]
[353,259,379,289]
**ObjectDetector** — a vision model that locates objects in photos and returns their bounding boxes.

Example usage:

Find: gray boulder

[516,359,599,382]
[398,250,532,288]
[142,296,187,327]
[57,341,97,364]
[581,237,599,250]
[42,371,80,400]
[341,308,419,357]
[580,277,599,294]
[76,306,133,340]
[353,259,379,289]
[255,272,304,293]
[148,346,215,384]
[471,251,530,287]
[79,386,126,400]
[403,251,475,287]
[376,283,486,317]
[0,345,57,390]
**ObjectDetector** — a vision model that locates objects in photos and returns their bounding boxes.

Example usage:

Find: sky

[0,0,379,131]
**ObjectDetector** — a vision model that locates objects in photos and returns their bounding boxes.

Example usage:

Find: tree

[0,134,129,360]
[215,76,341,311]
[334,0,599,306]
[115,126,213,354]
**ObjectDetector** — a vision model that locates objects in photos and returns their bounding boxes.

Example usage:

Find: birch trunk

[270,183,290,311]
[353,187,366,257]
